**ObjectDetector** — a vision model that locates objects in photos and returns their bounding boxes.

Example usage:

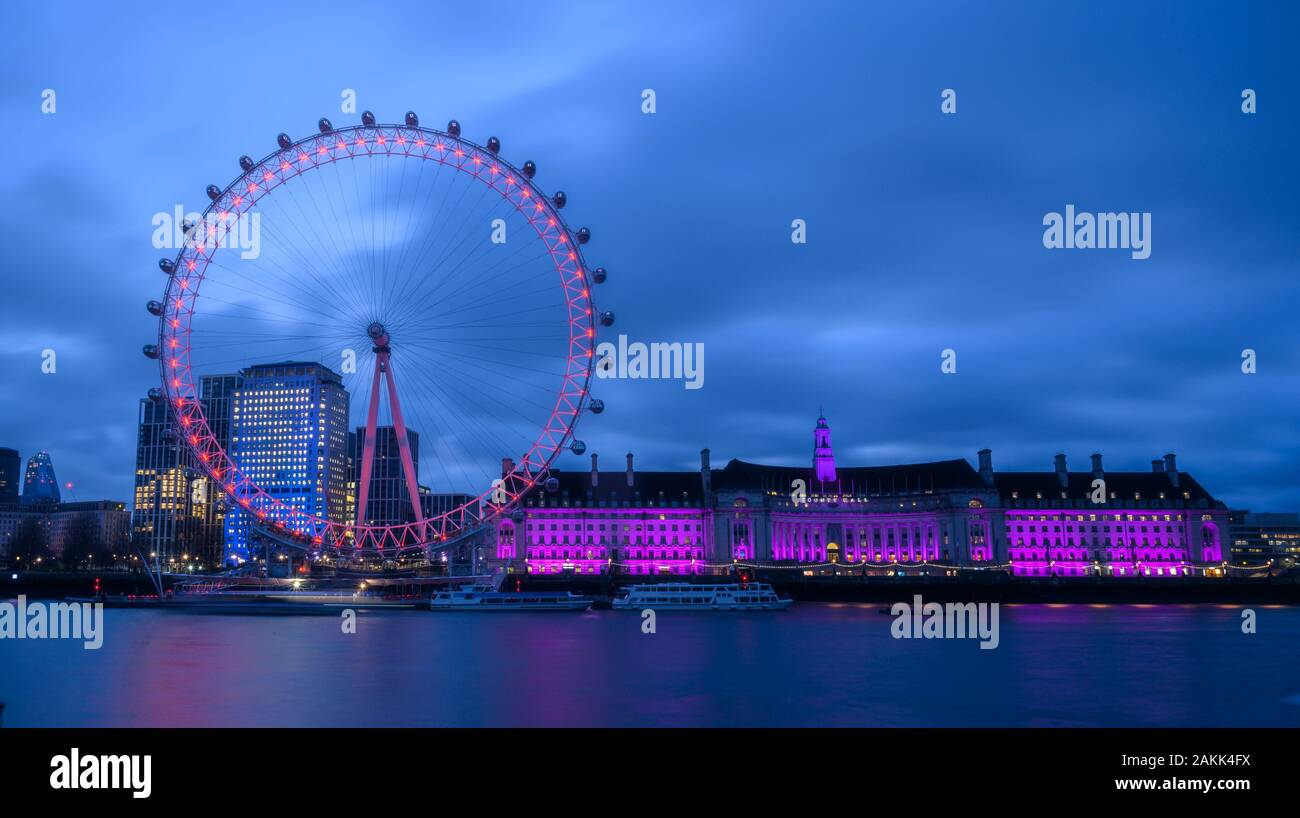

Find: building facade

[349,426,420,527]
[22,451,60,504]
[491,415,1233,578]
[224,362,350,564]
[131,377,235,569]
[1230,512,1300,569]
[0,448,20,501]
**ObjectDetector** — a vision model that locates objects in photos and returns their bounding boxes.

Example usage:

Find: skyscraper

[350,426,420,527]
[22,451,60,504]
[224,362,350,563]
[131,376,238,568]
[0,448,20,501]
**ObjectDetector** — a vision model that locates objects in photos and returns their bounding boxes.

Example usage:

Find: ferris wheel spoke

[384,171,483,313]
[287,164,376,313]
[396,369,505,491]
[241,211,367,317]
[381,154,441,318]
[201,254,353,324]
[407,246,553,324]
[382,159,462,318]
[407,371,534,473]
[259,175,372,311]
[419,192,526,298]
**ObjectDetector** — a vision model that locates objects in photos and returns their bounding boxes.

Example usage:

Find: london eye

[144,111,611,559]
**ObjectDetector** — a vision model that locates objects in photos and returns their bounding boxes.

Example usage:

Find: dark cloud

[0,1,1296,513]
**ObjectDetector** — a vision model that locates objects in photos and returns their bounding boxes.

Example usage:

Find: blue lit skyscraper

[224,362,350,564]
[22,451,60,504]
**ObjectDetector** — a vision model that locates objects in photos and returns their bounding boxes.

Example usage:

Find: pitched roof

[993,470,1219,504]
[712,458,984,493]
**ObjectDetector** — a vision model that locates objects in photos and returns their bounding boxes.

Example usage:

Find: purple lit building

[492,414,1231,578]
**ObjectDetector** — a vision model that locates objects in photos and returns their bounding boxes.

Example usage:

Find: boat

[429,584,594,611]
[611,582,793,611]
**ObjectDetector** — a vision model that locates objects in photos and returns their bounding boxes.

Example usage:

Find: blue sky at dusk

[0,1,1297,509]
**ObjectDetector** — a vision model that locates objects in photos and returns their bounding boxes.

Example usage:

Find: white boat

[611,582,793,611]
[429,584,594,611]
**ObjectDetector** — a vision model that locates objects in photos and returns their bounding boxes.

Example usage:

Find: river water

[2,603,1297,727]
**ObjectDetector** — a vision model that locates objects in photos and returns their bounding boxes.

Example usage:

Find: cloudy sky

[1,0,1297,510]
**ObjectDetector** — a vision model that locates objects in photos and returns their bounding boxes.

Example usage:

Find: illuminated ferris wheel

[144,111,611,557]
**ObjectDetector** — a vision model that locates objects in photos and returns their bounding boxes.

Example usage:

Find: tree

[11,516,50,567]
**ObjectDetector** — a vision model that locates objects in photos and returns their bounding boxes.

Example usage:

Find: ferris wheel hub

[366,321,390,349]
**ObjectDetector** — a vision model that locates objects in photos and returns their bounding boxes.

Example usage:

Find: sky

[0,0,1297,511]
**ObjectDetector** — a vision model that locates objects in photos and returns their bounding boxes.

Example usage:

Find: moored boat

[430,584,594,611]
[611,582,793,611]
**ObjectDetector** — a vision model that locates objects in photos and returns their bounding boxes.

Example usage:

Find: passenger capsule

[599,311,615,327]
[405,111,420,127]
[148,387,164,402]
[277,132,292,149]
[446,119,461,136]
[318,117,333,134]
[486,136,500,154]
[205,184,222,201]
[146,300,164,316]
[159,258,176,275]
[552,191,567,209]
[576,227,591,244]
[522,160,536,179]
[142,344,160,360]
[361,110,376,126]
[545,477,560,493]
[588,399,605,414]
[239,155,254,172]
[591,267,607,284]
[570,439,587,455]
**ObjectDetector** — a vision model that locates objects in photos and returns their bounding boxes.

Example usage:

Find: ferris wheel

[144,111,611,557]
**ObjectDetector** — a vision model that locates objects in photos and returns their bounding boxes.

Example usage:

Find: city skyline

[1,2,1298,513]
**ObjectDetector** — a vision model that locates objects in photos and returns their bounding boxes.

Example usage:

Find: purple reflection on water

[1,604,1296,727]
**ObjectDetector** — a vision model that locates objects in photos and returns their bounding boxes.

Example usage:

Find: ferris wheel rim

[155,117,599,555]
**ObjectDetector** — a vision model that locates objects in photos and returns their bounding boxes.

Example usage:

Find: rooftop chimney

[1054,453,1068,488]
[501,457,514,478]
[626,452,634,487]
[1151,459,1163,474]
[701,448,712,496]
[1091,452,1103,479]
[1164,452,1179,487]
[591,453,599,487]
[977,448,994,486]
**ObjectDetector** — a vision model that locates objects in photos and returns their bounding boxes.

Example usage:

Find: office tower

[224,362,350,563]
[22,451,60,504]
[351,426,420,527]
[0,448,19,501]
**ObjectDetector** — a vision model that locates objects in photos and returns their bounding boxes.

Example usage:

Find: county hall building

[493,413,1232,578]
